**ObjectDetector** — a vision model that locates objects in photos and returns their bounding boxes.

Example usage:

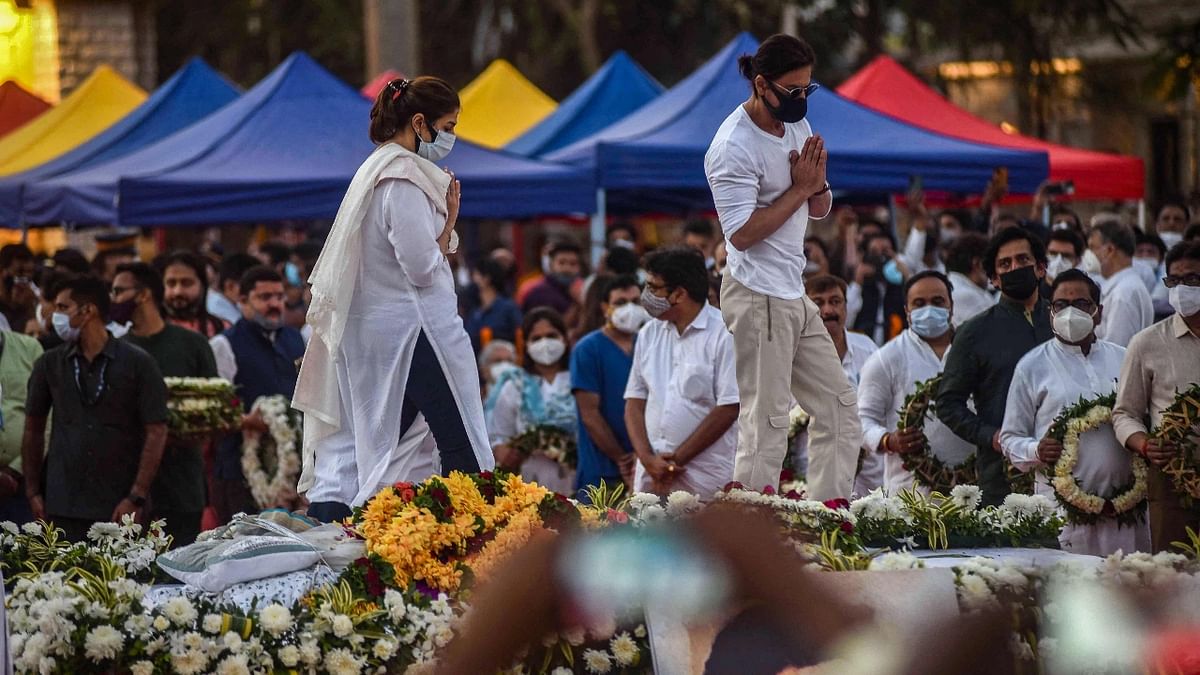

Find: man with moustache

[158,251,230,339]
[208,267,307,522]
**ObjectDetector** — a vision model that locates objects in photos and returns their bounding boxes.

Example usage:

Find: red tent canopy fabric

[0,81,51,139]
[361,69,404,100]
[837,56,1144,200]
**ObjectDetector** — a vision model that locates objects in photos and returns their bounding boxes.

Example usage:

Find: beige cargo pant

[720,271,860,500]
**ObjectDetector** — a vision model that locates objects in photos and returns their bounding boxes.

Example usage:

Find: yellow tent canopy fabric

[0,65,146,176]
[455,59,556,149]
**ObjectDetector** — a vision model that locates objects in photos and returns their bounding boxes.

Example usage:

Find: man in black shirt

[22,276,168,541]
[115,263,218,547]
[936,228,1053,505]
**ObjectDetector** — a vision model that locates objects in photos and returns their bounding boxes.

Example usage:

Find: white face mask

[1046,254,1073,280]
[1169,285,1200,318]
[1080,249,1103,276]
[1133,257,1159,274]
[527,337,566,366]
[416,123,455,162]
[1052,306,1096,344]
[1160,232,1184,250]
[612,302,651,333]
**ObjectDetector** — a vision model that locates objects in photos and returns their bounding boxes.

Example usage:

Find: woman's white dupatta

[294,142,451,493]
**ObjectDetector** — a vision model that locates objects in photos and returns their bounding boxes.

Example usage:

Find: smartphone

[907,174,923,203]
[993,166,1008,192]
[1044,180,1076,197]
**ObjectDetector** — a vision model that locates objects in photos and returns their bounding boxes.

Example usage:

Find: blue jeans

[310,330,479,524]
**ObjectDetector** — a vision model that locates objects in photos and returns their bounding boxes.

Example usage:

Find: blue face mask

[285,262,302,287]
[882,259,904,286]
[909,305,951,339]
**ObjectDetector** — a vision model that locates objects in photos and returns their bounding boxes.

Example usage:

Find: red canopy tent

[837,55,1144,201]
[361,69,404,100]
[0,81,51,139]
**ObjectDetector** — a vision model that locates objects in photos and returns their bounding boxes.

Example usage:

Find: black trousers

[309,330,480,524]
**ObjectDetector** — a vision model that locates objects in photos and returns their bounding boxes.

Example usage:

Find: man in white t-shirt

[703,34,859,500]
[625,247,740,499]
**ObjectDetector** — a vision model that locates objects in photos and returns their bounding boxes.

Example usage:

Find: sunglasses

[770,79,820,100]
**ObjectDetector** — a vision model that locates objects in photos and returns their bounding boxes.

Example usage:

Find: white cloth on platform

[948,271,996,328]
[1096,266,1154,348]
[1000,338,1150,556]
[858,329,974,493]
[294,142,493,503]
[625,304,740,499]
[487,371,576,495]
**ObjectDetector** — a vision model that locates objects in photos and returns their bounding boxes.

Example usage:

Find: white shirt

[625,304,740,498]
[1000,338,1127,495]
[1097,266,1154,347]
[899,229,946,276]
[704,105,830,300]
[207,288,242,325]
[211,322,312,381]
[948,271,996,327]
[857,329,975,493]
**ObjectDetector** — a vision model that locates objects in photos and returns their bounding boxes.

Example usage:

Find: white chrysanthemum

[278,645,301,667]
[215,653,250,675]
[332,613,355,638]
[163,596,199,626]
[373,637,397,660]
[384,589,408,622]
[171,649,209,675]
[869,552,923,571]
[223,632,243,651]
[259,603,293,637]
[324,647,365,675]
[84,625,124,662]
[299,640,321,665]
[665,491,701,516]
[130,659,154,675]
[949,485,982,511]
[1,520,18,534]
[552,668,574,675]
[634,624,647,639]
[610,632,639,666]
[640,504,668,524]
[629,492,660,510]
[202,614,222,634]
[21,521,41,535]
[564,626,587,646]
[152,615,171,631]
[583,648,613,673]
[86,521,122,541]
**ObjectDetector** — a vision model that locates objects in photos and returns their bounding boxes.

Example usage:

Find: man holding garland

[1001,269,1149,556]
[1114,241,1200,551]
[858,271,975,494]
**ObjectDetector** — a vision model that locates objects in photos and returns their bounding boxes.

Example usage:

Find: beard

[165,297,202,319]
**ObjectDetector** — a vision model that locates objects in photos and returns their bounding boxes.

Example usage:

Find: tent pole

[1137,199,1146,232]
[590,188,607,267]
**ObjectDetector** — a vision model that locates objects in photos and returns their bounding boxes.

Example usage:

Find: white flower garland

[241,395,302,510]
[1051,404,1148,523]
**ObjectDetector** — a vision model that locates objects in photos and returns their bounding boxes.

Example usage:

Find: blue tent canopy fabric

[548,33,1049,196]
[26,53,593,225]
[0,58,239,226]
[505,50,662,158]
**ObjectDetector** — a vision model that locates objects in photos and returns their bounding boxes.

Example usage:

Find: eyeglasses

[1163,274,1200,289]
[1051,299,1097,314]
[770,80,820,100]
[109,286,135,297]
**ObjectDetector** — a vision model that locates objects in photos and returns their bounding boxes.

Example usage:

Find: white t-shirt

[704,105,829,300]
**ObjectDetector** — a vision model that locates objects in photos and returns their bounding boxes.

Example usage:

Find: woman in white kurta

[485,308,577,494]
[1000,271,1151,555]
[295,77,494,520]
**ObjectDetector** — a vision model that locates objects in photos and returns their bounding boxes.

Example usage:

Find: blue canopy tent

[0,58,238,226]
[26,53,593,225]
[505,50,662,158]
[547,33,1049,260]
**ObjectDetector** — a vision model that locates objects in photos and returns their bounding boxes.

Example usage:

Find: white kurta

[1000,338,1150,556]
[1097,266,1154,348]
[486,371,576,495]
[305,179,493,506]
[948,271,996,327]
[625,304,740,499]
[843,332,882,496]
[858,329,975,494]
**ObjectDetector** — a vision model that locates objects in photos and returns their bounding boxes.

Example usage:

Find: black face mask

[999,265,1040,301]
[108,299,137,325]
[763,88,808,123]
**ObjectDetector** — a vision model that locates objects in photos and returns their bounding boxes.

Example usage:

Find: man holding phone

[704,34,860,500]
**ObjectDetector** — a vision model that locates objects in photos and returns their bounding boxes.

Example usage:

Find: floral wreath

[897,375,978,493]
[241,394,303,510]
[509,423,578,471]
[1045,392,1148,527]
[1152,383,1200,508]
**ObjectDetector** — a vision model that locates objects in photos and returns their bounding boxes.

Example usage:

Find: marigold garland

[1046,393,1148,527]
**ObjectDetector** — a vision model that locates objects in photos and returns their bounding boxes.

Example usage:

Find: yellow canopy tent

[0,65,146,176]
[455,59,556,149]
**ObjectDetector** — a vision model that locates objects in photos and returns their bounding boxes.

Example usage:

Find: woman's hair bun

[737,54,756,81]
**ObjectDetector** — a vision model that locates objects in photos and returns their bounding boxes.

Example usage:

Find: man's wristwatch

[128,492,147,508]
[813,182,831,197]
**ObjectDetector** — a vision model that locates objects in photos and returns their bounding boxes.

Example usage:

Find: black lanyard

[73,354,108,406]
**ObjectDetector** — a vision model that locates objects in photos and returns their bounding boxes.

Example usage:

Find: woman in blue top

[485,308,577,494]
